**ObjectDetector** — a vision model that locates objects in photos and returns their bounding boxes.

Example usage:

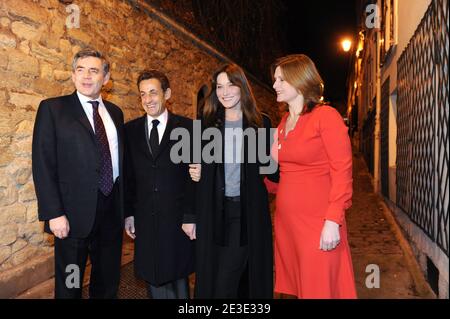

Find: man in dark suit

[32,48,124,299]
[124,70,198,299]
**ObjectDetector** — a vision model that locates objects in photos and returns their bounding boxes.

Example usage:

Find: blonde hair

[271,54,325,113]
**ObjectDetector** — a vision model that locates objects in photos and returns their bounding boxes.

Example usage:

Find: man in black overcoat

[124,70,198,299]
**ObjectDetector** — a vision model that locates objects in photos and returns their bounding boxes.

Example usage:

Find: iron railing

[397,0,449,256]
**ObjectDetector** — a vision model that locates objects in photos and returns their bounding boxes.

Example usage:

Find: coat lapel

[104,100,124,171]
[152,111,178,160]
[139,115,153,160]
[104,101,120,133]
[68,91,96,144]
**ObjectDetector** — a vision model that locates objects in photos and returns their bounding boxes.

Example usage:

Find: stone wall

[0,0,278,296]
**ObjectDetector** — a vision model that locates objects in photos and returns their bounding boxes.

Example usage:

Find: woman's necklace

[278,114,300,149]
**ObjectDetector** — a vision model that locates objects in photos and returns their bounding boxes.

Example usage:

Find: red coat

[272,105,357,298]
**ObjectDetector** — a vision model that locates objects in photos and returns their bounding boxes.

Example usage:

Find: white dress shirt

[147,109,168,144]
[77,91,119,182]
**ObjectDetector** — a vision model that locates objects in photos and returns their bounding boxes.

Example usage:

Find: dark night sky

[280,0,358,104]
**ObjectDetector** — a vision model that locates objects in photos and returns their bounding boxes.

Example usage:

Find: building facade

[347,0,449,298]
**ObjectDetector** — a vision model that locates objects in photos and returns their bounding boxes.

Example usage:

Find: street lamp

[341,39,352,52]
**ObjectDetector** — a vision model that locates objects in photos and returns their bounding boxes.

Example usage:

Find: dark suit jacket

[32,91,124,238]
[124,112,195,285]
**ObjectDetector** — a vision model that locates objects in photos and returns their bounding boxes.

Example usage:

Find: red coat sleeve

[318,106,353,225]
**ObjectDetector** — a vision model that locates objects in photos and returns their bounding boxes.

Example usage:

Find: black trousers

[54,184,123,299]
[213,198,248,298]
[147,277,190,299]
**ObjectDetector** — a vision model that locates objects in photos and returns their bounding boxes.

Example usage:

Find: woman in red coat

[271,54,357,298]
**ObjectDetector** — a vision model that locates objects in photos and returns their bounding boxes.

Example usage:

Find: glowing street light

[341,39,352,52]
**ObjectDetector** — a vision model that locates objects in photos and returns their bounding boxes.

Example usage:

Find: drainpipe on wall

[373,18,382,194]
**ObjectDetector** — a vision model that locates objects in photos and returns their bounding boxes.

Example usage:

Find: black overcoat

[194,114,275,298]
[124,112,195,285]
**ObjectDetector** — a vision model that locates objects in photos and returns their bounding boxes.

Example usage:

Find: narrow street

[346,152,434,298]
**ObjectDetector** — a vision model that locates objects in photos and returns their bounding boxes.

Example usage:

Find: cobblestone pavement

[345,152,433,299]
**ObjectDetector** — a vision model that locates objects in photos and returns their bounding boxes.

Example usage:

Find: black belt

[225,196,241,202]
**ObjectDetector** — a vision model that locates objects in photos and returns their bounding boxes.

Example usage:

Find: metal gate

[397,0,449,256]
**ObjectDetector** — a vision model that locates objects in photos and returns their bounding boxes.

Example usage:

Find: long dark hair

[202,64,263,128]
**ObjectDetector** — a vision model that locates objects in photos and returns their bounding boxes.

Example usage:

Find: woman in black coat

[193,64,276,298]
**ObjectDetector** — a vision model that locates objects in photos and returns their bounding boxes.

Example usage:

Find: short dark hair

[72,48,110,75]
[137,70,170,92]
